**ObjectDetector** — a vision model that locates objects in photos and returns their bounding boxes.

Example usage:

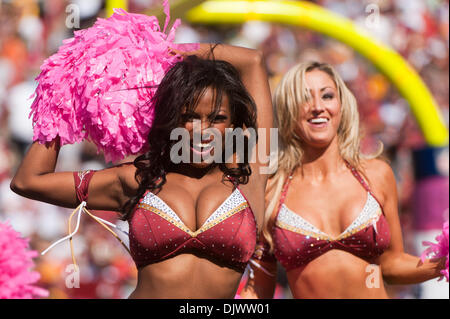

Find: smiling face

[180,86,233,168]
[294,69,342,149]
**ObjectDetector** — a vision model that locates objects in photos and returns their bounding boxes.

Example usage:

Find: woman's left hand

[429,256,448,279]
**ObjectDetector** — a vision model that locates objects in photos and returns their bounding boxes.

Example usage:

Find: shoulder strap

[227,174,251,204]
[345,161,386,215]
[228,174,245,192]
[73,170,96,204]
[274,173,293,220]
[227,174,237,185]
[345,161,372,193]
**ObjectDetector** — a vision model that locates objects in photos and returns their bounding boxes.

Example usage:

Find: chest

[148,173,264,233]
[282,182,372,238]
[155,182,232,230]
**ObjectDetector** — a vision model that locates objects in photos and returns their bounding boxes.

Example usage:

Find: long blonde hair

[264,61,382,250]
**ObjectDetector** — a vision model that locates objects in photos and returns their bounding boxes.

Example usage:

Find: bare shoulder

[362,158,395,181]
[113,162,139,193]
[114,161,136,173]
[361,158,397,202]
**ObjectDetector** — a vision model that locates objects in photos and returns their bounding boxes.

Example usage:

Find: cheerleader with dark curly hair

[10,44,273,299]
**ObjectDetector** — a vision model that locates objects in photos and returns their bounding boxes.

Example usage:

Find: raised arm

[366,159,446,284]
[10,138,137,211]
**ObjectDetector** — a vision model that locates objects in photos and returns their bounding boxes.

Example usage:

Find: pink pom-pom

[421,221,449,282]
[30,1,198,162]
[0,221,49,299]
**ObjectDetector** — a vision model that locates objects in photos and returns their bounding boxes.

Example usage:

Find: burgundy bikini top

[128,176,258,271]
[269,164,391,271]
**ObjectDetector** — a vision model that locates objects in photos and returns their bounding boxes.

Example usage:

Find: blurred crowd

[0,0,448,299]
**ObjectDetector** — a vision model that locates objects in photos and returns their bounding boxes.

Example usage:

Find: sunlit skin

[10,44,273,299]
[128,89,245,298]
[294,70,342,151]
[129,89,245,298]
[180,87,233,168]
[287,70,389,298]
[241,69,445,299]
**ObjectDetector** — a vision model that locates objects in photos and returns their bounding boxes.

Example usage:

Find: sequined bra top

[271,164,391,271]
[41,171,256,273]
[129,177,258,271]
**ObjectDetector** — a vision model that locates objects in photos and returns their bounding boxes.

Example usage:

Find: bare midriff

[128,254,243,299]
[286,250,388,299]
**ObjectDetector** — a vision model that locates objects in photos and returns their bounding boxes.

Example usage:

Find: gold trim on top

[336,208,382,241]
[137,201,249,238]
[275,219,329,241]
[199,202,249,235]
[275,208,383,242]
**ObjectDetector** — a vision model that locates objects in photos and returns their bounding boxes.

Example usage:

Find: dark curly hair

[121,54,258,220]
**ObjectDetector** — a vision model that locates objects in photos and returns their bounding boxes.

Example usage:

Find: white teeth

[310,118,328,124]
[194,142,212,148]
